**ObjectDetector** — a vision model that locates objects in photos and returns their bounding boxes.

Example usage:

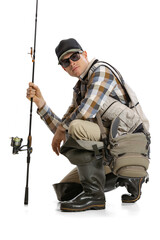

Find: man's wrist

[37,101,46,111]
[58,124,66,132]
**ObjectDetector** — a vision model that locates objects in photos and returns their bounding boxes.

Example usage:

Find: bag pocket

[112,153,149,178]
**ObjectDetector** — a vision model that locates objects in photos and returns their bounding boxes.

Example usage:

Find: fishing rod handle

[24,187,29,205]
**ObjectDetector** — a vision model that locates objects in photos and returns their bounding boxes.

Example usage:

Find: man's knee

[68,120,101,141]
[68,120,84,140]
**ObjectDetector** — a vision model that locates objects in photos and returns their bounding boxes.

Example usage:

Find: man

[27,38,149,212]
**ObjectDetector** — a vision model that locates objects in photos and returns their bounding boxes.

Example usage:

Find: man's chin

[70,71,81,78]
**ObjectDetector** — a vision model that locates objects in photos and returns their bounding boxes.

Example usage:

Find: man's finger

[29,82,39,91]
[52,141,59,156]
[58,145,60,155]
[54,146,59,156]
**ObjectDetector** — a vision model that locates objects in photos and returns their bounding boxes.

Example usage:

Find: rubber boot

[53,174,146,204]
[53,182,83,201]
[60,157,106,212]
[118,177,145,203]
[53,172,118,202]
[104,173,119,192]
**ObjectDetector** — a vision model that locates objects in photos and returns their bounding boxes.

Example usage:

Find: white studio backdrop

[0,0,159,239]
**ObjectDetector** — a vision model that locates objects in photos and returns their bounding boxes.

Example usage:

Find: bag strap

[93,61,121,140]
[96,112,114,165]
[96,112,107,140]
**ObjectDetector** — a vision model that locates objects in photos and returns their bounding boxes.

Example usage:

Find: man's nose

[69,59,76,66]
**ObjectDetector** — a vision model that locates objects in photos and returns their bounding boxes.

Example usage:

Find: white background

[0,0,159,239]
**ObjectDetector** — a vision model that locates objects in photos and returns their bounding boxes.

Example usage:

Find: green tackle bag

[108,118,150,178]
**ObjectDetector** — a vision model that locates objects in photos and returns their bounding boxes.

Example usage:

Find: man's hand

[52,125,66,155]
[26,82,46,109]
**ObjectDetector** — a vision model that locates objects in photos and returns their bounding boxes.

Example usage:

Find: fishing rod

[10,0,39,205]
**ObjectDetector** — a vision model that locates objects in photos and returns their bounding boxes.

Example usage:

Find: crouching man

[27,38,150,212]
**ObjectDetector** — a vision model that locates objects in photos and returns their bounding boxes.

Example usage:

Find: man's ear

[82,51,88,59]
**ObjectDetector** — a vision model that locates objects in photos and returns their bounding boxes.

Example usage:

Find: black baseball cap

[55,38,83,62]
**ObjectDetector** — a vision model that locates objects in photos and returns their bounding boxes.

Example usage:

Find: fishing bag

[108,117,150,178]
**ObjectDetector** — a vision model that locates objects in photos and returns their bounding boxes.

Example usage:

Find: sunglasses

[59,51,83,68]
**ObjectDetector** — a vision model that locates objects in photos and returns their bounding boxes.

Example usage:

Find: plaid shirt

[37,59,128,134]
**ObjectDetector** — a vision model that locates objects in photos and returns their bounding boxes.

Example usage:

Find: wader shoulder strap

[88,61,130,104]
[89,61,125,85]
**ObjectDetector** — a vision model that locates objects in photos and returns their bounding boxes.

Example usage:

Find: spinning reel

[10,137,32,155]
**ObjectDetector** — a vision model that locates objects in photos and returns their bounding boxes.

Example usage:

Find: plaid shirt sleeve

[62,66,117,129]
[37,93,76,133]
[37,104,62,134]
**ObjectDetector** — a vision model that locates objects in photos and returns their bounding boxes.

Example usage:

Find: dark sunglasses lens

[70,52,80,61]
[60,59,70,68]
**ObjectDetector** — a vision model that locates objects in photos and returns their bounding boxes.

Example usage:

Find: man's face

[61,51,89,78]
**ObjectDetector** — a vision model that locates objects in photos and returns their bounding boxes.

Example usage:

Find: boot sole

[61,203,105,212]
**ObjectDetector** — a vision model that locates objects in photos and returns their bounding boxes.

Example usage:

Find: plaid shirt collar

[73,58,97,93]
[79,58,97,81]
